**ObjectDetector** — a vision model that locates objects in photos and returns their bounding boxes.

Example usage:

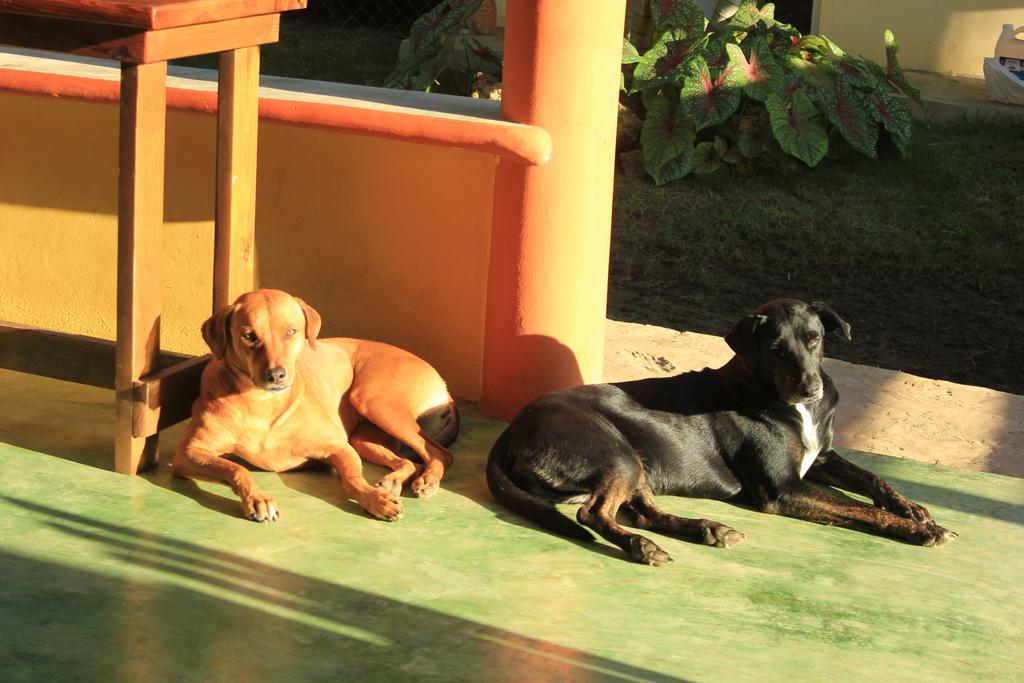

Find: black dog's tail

[486,431,594,542]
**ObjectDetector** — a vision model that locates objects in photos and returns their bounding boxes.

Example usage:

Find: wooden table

[0,0,305,474]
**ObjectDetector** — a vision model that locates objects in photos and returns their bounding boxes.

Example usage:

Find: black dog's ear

[201,304,237,360]
[293,296,321,350]
[810,301,851,341]
[725,314,768,359]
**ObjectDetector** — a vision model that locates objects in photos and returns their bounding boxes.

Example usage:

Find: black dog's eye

[807,335,821,348]
[242,331,259,345]
[284,328,297,339]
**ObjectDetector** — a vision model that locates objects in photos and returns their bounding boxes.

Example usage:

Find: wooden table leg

[115,60,167,475]
[214,46,260,312]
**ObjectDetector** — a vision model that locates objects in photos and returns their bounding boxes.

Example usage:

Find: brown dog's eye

[284,328,297,339]
[242,331,259,345]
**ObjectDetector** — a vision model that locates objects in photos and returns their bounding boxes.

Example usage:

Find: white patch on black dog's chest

[794,403,820,478]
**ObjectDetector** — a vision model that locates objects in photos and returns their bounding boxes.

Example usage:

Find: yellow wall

[819,0,1024,77]
[0,92,496,398]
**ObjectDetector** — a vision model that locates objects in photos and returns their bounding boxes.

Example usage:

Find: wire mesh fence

[303,0,445,31]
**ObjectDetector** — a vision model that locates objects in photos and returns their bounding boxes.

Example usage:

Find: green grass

[610,119,1024,394]
[172,17,402,86]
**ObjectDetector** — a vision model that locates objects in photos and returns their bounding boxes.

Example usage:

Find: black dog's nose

[803,379,823,399]
[265,367,287,384]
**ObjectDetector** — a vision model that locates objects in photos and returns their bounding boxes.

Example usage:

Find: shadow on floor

[0,398,114,472]
[0,496,682,683]
[881,475,1024,528]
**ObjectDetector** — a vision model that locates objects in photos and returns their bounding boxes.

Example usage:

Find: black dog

[486,299,957,565]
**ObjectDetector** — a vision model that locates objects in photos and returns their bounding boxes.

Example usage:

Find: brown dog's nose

[265,367,287,385]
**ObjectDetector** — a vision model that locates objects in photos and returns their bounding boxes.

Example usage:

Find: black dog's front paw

[894,500,935,525]
[628,536,673,566]
[878,488,935,525]
[920,524,958,548]
[702,523,745,549]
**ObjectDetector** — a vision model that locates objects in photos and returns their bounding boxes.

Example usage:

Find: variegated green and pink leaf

[884,29,922,104]
[726,39,782,101]
[632,29,707,91]
[766,90,828,167]
[641,95,697,184]
[869,86,912,155]
[719,0,776,31]
[680,56,743,130]
[821,76,878,158]
[693,141,724,174]
[651,0,707,37]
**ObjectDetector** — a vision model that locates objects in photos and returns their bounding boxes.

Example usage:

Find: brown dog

[172,289,458,522]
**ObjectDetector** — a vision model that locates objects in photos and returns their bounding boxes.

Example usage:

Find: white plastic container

[995,24,1024,60]
[995,24,1024,81]
[985,25,1024,105]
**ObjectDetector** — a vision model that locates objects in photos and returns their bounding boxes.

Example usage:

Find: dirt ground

[604,319,1024,479]
[608,277,1024,399]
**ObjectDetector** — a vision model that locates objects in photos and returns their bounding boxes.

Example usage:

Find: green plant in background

[623,0,922,184]
[386,0,501,94]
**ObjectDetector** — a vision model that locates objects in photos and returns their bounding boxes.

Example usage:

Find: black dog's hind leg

[762,482,956,547]
[623,488,745,549]
[806,449,934,524]
[576,467,674,566]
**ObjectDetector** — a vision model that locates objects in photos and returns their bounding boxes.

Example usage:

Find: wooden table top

[0,0,307,30]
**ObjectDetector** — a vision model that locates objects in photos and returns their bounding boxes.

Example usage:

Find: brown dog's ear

[294,297,321,350]
[201,304,236,360]
[810,301,852,341]
[725,314,767,360]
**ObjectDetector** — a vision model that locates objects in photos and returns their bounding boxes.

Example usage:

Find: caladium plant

[386,0,500,94]
[623,0,919,183]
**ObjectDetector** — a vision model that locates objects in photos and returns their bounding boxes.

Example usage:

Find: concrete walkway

[905,69,1024,122]
[605,320,1024,478]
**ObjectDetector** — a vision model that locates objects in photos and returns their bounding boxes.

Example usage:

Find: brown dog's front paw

[242,494,280,523]
[410,476,439,499]
[411,460,445,499]
[361,489,404,522]
[628,536,673,566]
[375,477,404,499]
[703,523,745,549]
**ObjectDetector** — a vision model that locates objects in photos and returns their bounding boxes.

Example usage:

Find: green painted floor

[1,370,1022,682]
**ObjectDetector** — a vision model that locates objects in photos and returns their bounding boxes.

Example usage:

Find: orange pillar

[481,0,627,418]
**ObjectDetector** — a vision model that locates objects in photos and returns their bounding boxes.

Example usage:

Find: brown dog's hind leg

[576,474,673,566]
[806,449,935,524]
[327,444,405,522]
[349,422,422,499]
[349,393,454,500]
[624,488,745,549]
